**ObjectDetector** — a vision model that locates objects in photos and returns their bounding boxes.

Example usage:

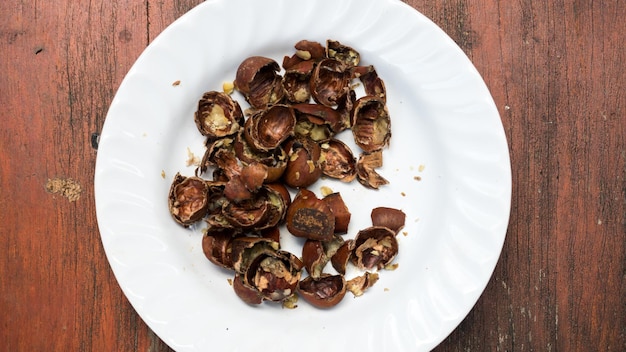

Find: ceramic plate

[94,0,511,351]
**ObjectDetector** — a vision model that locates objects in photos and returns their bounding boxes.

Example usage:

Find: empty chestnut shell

[234,56,285,109]
[194,91,244,140]
[168,173,209,227]
[371,207,406,235]
[233,273,263,305]
[282,137,323,188]
[243,104,296,152]
[283,60,315,103]
[330,239,354,275]
[233,132,287,183]
[356,150,389,189]
[202,228,238,269]
[286,189,335,241]
[351,95,391,153]
[297,274,347,308]
[310,58,350,107]
[322,192,351,234]
[301,235,344,278]
[320,139,357,183]
[352,226,399,270]
[354,65,386,102]
[244,249,303,302]
[326,40,360,67]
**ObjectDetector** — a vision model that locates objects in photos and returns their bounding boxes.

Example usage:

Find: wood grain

[1,0,623,351]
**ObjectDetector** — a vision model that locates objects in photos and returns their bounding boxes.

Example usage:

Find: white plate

[94,0,511,351]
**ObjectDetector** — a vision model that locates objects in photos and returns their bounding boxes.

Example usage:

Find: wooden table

[2,1,624,350]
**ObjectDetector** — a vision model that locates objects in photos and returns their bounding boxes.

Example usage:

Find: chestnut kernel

[286,189,335,241]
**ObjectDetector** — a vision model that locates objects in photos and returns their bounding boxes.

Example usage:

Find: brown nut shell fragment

[168,173,209,227]
[353,65,386,102]
[322,192,351,234]
[320,139,357,183]
[346,271,379,297]
[194,91,244,140]
[245,250,303,302]
[233,132,287,183]
[330,239,354,275]
[310,58,351,107]
[283,60,315,103]
[234,56,285,109]
[352,226,398,270]
[297,274,347,308]
[282,137,323,188]
[202,228,238,269]
[326,40,360,67]
[371,207,406,235]
[352,95,391,153]
[301,239,326,278]
[356,150,389,189]
[233,273,263,305]
[230,237,280,274]
[286,189,335,241]
[292,103,345,135]
[243,105,296,152]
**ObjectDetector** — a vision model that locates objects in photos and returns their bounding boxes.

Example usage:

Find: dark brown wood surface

[1,0,624,351]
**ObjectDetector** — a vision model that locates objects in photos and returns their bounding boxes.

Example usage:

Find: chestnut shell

[352,226,399,270]
[234,56,285,109]
[285,189,335,241]
[297,274,347,309]
[194,91,244,140]
[168,173,209,227]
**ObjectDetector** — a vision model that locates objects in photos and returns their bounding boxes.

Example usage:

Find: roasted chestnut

[351,95,391,153]
[286,189,335,241]
[352,226,399,270]
[234,56,285,109]
[168,173,209,227]
[356,150,389,189]
[320,139,357,183]
[371,207,406,235]
[194,91,244,140]
[297,274,347,308]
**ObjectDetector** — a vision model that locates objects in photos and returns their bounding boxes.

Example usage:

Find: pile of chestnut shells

[168,40,404,308]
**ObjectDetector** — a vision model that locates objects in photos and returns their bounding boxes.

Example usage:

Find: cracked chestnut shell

[326,40,360,67]
[354,65,386,102]
[330,239,354,275]
[301,235,344,278]
[194,91,244,140]
[242,249,303,302]
[234,56,285,109]
[356,150,389,189]
[222,185,287,231]
[297,274,347,309]
[282,137,322,188]
[352,95,391,153]
[202,228,238,270]
[352,226,399,270]
[371,207,406,235]
[320,139,357,183]
[233,132,287,183]
[346,271,379,297]
[286,189,335,241]
[168,173,209,227]
[310,58,351,107]
[283,60,315,103]
[323,192,352,234]
[243,104,296,152]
